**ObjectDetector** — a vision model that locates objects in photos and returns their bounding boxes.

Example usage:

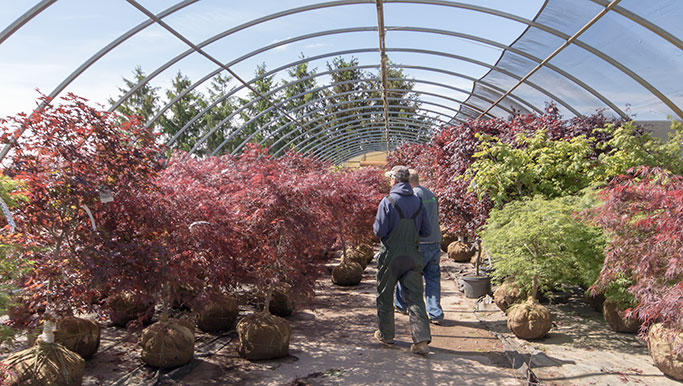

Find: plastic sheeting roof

[1,0,681,164]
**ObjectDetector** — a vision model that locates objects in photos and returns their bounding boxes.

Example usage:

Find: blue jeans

[395,242,444,321]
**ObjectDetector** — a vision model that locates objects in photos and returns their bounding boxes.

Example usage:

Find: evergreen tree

[108,66,160,128]
[158,71,208,153]
[203,73,236,156]
[237,63,282,151]
[273,56,320,154]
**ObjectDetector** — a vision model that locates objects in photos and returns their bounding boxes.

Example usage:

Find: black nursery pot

[462,275,491,298]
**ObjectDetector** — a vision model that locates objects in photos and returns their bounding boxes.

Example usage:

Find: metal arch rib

[243,86,469,156]
[205,72,500,157]
[180,52,550,155]
[0,0,199,162]
[322,128,433,163]
[306,117,438,157]
[318,130,424,162]
[2,0,664,161]
[387,0,675,118]
[332,145,394,165]
[0,0,56,45]
[327,140,404,164]
[235,86,465,155]
[297,113,447,155]
[120,21,622,137]
[52,1,199,113]
[388,26,626,118]
[270,107,452,158]
[155,21,593,147]
[332,145,393,165]
[151,46,543,143]
[265,102,461,158]
[267,102,468,158]
[110,26,377,113]
[109,0,379,111]
[4,0,659,160]
[589,0,683,51]
[238,95,457,156]
[308,117,438,155]
[288,106,452,154]
[320,131,428,163]
[113,0,626,124]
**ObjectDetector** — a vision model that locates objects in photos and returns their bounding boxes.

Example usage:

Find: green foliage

[603,277,637,309]
[591,120,683,181]
[108,66,160,127]
[467,121,683,208]
[481,192,605,299]
[202,73,237,156]
[0,176,29,345]
[158,71,209,153]
[467,130,594,207]
[238,63,282,150]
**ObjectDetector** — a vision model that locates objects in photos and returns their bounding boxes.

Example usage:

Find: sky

[0,0,546,120]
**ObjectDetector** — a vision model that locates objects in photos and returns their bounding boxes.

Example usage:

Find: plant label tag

[0,197,15,233]
[99,187,114,203]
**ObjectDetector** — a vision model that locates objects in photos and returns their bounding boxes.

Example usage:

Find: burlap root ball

[237,312,291,361]
[106,292,154,327]
[170,283,195,310]
[331,261,363,286]
[355,244,375,266]
[440,232,458,253]
[507,297,552,340]
[268,284,295,317]
[2,341,85,386]
[602,299,640,333]
[344,249,368,270]
[140,320,194,369]
[55,317,101,359]
[447,241,474,262]
[493,282,526,313]
[648,323,683,381]
[196,295,239,333]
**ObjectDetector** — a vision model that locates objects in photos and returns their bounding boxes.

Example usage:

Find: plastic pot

[462,275,491,298]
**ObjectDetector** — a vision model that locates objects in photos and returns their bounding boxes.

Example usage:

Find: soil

[3,248,677,385]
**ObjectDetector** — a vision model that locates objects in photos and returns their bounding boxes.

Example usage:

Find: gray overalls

[376,196,431,344]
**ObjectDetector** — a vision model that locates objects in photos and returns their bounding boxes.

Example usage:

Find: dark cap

[385,165,410,182]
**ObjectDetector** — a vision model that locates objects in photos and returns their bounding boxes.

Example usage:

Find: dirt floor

[4,249,680,385]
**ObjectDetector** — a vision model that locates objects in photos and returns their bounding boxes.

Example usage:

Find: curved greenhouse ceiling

[1,0,682,164]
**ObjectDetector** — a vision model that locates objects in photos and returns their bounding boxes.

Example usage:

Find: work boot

[410,341,429,355]
[374,330,394,345]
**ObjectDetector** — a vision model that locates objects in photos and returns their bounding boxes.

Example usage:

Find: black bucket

[462,275,491,298]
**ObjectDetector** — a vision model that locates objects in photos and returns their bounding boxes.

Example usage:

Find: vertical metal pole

[375,0,391,153]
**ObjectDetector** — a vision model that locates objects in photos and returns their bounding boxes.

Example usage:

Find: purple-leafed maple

[584,167,682,338]
[0,93,164,326]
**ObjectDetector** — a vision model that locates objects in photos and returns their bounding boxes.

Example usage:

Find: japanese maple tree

[0,93,163,324]
[584,167,683,336]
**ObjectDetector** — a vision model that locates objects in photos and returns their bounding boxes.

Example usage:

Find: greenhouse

[0,0,681,385]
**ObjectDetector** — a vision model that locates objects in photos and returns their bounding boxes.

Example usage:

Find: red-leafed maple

[0,93,164,326]
[584,167,682,337]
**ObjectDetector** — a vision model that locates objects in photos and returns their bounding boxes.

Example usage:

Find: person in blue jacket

[394,169,444,324]
[373,165,432,355]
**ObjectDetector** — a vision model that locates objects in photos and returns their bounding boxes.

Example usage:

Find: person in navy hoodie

[394,169,444,324]
[373,165,432,355]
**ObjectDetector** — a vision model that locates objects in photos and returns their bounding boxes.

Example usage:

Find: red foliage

[584,167,682,335]
[0,93,164,323]
[152,146,387,309]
